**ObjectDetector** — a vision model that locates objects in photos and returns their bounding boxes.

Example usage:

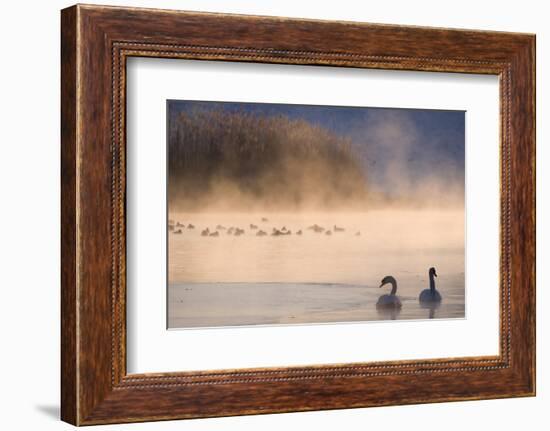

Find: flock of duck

[168,218,362,238]
[377,267,442,309]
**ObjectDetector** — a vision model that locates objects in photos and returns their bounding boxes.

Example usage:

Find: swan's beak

[379,282,385,288]
[434,271,437,277]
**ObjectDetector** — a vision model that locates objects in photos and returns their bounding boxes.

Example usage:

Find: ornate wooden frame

[61,4,535,425]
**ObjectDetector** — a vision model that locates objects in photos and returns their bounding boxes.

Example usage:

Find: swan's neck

[429,273,436,293]
[390,280,397,295]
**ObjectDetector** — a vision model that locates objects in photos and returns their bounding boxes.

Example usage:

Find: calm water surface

[168,210,465,328]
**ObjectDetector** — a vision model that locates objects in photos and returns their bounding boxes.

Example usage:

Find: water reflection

[376,307,402,320]
[419,301,441,319]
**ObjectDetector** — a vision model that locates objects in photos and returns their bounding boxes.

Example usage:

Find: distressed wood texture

[61,4,535,426]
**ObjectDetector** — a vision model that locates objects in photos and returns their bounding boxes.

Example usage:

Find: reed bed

[168,108,369,211]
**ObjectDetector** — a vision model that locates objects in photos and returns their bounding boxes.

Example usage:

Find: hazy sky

[168,100,465,200]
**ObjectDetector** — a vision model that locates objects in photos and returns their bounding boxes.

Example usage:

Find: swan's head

[380,275,396,288]
[429,267,437,277]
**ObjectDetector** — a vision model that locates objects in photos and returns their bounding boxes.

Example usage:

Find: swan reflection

[376,307,402,320]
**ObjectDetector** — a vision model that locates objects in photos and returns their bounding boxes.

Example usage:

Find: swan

[377,276,402,309]
[419,267,442,304]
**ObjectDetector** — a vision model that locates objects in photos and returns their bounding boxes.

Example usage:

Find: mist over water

[168,210,464,328]
[167,102,465,328]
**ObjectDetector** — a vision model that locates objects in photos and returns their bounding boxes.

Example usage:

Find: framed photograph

[61,4,535,425]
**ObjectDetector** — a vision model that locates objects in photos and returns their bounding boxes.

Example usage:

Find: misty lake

[168,209,465,328]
